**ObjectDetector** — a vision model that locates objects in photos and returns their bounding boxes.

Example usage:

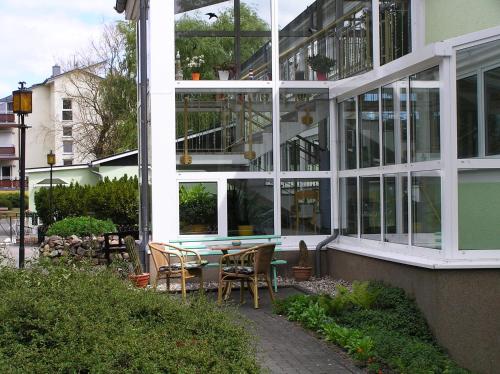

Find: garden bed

[273,279,470,374]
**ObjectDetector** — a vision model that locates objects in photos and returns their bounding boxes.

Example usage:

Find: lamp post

[46,150,56,224]
[12,81,32,269]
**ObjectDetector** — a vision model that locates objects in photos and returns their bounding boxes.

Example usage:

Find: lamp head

[12,82,32,115]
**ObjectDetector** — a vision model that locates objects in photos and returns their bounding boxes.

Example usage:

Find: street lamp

[46,150,56,225]
[12,81,32,269]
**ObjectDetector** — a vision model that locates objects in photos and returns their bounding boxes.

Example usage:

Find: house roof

[36,178,67,185]
[90,149,138,166]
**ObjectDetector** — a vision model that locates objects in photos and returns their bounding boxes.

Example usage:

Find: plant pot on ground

[125,235,150,288]
[292,240,312,281]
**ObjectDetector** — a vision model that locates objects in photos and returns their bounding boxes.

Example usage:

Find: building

[116,1,500,372]
[0,97,20,189]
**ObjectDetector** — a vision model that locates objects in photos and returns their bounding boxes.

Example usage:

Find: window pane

[63,126,72,137]
[359,89,380,168]
[227,179,274,236]
[410,66,440,162]
[411,171,441,249]
[62,99,72,110]
[179,182,217,235]
[382,80,408,164]
[340,177,357,237]
[400,84,408,163]
[384,173,408,244]
[281,179,331,235]
[339,98,357,170]
[1,166,10,178]
[278,1,372,81]
[379,0,411,65]
[63,159,73,166]
[485,66,500,156]
[458,170,500,250]
[176,89,272,171]
[457,75,478,158]
[382,85,395,165]
[280,89,329,171]
[63,141,73,153]
[62,111,73,121]
[175,0,271,80]
[361,176,380,240]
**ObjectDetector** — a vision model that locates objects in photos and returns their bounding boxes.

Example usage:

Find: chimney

[52,64,61,77]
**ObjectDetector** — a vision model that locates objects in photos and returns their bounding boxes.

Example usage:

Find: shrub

[0,191,28,209]
[46,217,116,238]
[0,263,260,373]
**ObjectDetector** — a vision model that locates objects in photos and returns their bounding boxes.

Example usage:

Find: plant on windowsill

[179,184,217,234]
[292,240,312,281]
[125,235,150,288]
[185,55,205,80]
[307,54,335,81]
[215,61,234,81]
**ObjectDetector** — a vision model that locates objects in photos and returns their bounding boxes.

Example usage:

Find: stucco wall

[426,0,500,43]
[325,249,500,374]
[98,165,138,180]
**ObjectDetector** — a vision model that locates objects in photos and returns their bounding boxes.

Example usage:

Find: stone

[76,247,86,256]
[122,252,129,260]
[49,250,59,257]
[48,235,62,242]
[43,244,50,252]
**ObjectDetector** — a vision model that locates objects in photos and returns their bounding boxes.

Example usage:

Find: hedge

[46,217,117,238]
[0,191,28,210]
[34,175,138,226]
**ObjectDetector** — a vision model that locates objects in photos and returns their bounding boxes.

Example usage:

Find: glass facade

[383,174,408,244]
[359,90,380,168]
[340,177,358,237]
[339,98,357,170]
[179,182,218,235]
[360,176,380,240]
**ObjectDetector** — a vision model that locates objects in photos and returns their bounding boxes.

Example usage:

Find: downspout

[138,0,150,271]
[315,229,339,277]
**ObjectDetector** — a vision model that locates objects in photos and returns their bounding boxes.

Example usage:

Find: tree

[63,21,137,159]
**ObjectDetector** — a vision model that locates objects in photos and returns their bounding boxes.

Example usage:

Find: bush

[0,191,28,209]
[46,217,116,238]
[0,263,260,373]
[34,176,138,226]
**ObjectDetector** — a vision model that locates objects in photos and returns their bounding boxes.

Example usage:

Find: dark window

[63,159,73,166]
[62,99,72,121]
[63,126,72,137]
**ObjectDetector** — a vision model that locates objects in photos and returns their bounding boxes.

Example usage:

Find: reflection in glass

[280,89,329,171]
[227,179,274,236]
[485,67,500,156]
[175,0,271,80]
[400,85,408,163]
[281,179,331,235]
[179,182,217,235]
[411,171,441,249]
[278,1,372,81]
[410,67,440,162]
[379,0,411,65]
[175,89,272,172]
[384,174,408,244]
[382,80,408,164]
[458,170,500,250]
[339,98,357,170]
[361,176,380,240]
[340,177,358,237]
[457,75,478,158]
[359,90,380,168]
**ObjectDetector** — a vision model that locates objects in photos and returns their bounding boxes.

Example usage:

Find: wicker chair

[149,242,207,300]
[217,243,275,309]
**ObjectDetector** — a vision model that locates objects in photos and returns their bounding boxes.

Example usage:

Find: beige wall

[426,0,500,43]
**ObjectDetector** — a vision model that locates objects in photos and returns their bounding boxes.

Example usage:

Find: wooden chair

[148,242,207,300]
[217,243,275,309]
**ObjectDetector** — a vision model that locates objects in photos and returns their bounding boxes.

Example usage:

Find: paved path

[233,287,364,374]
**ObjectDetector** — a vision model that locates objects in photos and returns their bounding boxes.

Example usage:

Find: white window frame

[62,99,73,121]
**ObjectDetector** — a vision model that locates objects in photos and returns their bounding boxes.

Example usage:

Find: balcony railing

[0,114,15,123]
[0,146,16,158]
[0,178,25,189]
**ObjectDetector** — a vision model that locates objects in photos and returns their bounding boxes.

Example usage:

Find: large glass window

[339,98,357,170]
[174,0,272,80]
[340,177,358,237]
[383,174,408,244]
[382,80,408,165]
[410,67,440,162]
[280,179,331,235]
[179,182,218,235]
[359,89,380,168]
[379,0,411,65]
[278,1,372,81]
[280,89,329,171]
[411,171,441,249]
[176,89,272,171]
[458,170,500,250]
[360,176,380,240]
[227,179,274,236]
[485,66,500,156]
[457,75,478,158]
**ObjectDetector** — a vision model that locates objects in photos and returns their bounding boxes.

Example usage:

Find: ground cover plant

[0,260,259,373]
[273,282,469,374]
[45,216,116,237]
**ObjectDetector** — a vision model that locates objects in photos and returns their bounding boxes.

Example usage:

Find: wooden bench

[169,235,287,292]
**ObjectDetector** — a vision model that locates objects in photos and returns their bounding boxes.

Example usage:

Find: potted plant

[307,54,335,81]
[215,61,234,81]
[179,184,217,234]
[185,55,205,80]
[292,240,312,281]
[125,235,150,288]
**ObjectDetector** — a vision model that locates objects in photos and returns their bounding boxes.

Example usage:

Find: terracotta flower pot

[316,71,328,81]
[292,266,312,282]
[191,72,201,80]
[129,273,150,288]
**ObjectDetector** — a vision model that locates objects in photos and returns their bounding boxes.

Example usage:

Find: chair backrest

[149,242,169,271]
[252,243,275,274]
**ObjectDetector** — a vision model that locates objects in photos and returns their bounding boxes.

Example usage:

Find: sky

[0,0,121,97]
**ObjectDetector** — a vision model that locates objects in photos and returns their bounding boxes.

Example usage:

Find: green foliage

[0,192,28,209]
[124,235,142,275]
[35,176,138,226]
[179,183,217,226]
[322,322,375,362]
[46,217,116,238]
[307,54,335,73]
[0,263,259,373]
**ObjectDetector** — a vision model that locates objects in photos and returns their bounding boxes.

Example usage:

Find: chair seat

[159,260,208,272]
[222,265,254,275]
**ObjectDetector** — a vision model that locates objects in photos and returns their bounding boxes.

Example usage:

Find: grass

[0,259,260,373]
